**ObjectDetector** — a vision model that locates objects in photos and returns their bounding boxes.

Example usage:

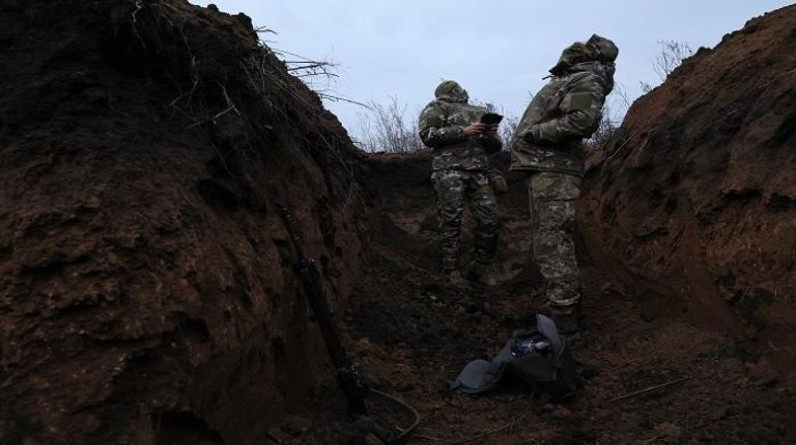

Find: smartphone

[480,112,503,126]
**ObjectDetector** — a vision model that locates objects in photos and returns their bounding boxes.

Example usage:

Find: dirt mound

[0,0,366,443]
[580,6,796,380]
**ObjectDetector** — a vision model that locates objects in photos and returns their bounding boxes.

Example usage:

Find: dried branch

[356,97,423,153]
[654,40,693,81]
[130,0,146,48]
[447,416,525,445]
[609,376,691,402]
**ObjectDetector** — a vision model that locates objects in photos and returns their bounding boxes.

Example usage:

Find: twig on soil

[209,142,232,175]
[600,128,640,175]
[211,82,242,123]
[169,55,199,109]
[415,433,445,442]
[447,416,525,445]
[609,376,691,402]
[508,415,521,434]
[131,0,146,49]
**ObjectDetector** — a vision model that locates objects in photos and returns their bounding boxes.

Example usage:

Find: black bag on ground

[449,314,578,402]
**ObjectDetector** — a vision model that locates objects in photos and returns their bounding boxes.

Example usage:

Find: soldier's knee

[482,219,499,232]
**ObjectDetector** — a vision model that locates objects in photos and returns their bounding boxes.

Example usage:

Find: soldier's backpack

[449,314,578,402]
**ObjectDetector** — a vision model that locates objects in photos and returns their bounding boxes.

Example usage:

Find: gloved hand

[490,173,508,194]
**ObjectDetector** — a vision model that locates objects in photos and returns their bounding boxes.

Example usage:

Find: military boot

[547,303,581,339]
[465,260,496,286]
[443,269,467,288]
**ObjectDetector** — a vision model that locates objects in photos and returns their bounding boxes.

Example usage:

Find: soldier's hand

[463,122,486,135]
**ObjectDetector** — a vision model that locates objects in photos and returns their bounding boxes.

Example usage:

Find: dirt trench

[315,5,796,444]
[322,150,794,444]
[1,1,795,444]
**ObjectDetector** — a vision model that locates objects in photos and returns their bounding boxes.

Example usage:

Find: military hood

[549,34,618,77]
[435,80,469,103]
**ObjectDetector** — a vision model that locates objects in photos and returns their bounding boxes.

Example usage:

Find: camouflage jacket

[419,98,502,172]
[510,61,614,176]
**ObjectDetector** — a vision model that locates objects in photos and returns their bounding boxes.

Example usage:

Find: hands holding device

[463,112,503,136]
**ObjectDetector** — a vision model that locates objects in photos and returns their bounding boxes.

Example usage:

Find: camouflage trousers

[432,169,499,272]
[528,172,582,308]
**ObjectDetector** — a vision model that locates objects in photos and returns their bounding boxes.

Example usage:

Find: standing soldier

[419,80,503,286]
[510,35,618,336]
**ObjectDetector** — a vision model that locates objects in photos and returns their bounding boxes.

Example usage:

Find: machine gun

[280,207,369,415]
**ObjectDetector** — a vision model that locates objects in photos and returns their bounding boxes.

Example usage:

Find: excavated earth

[323,6,796,444]
[1,1,367,443]
[1,1,795,444]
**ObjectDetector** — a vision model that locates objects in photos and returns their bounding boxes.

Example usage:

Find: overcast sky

[192,1,791,144]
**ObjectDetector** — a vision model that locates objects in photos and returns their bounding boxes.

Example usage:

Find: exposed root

[130,0,146,49]
[213,83,241,122]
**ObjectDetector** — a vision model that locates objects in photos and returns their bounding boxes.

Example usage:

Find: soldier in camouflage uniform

[510,35,618,335]
[419,80,503,285]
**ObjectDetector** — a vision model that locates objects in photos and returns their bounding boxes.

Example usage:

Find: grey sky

[192,1,792,144]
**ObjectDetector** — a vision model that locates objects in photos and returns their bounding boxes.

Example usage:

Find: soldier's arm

[526,75,606,144]
[480,129,503,153]
[418,102,466,148]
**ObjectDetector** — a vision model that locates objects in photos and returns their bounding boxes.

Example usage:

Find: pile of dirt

[0,0,367,443]
[579,5,796,379]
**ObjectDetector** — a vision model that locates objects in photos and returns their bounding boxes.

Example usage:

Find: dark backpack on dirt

[449,314,578,402]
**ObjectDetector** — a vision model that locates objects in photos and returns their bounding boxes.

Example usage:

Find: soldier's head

[434,80,469,103]
[549,34,618,76]
[586,34,619,63]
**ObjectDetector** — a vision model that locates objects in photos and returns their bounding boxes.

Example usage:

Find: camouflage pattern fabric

[528,172,582,307]
[511,36,617,310]
[432,169,499,271]
[510,34,617,176]
[420,80,502,272]
[419,81,502,172]
[509,61,614,176]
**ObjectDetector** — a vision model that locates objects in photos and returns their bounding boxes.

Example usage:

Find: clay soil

[298,152,794,444]
[2,1,795,444]
[1,1,367,443]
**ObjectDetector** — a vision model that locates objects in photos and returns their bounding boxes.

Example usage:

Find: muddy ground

[294,153,793,444]
[297,7,796,442]
[1,1,794,444]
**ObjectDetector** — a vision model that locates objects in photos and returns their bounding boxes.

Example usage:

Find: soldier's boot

[443,269,467,289]
[547,303,581,340]
[465,260,496,287]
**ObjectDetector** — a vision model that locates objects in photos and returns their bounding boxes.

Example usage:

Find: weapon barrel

[280,207,368,414]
